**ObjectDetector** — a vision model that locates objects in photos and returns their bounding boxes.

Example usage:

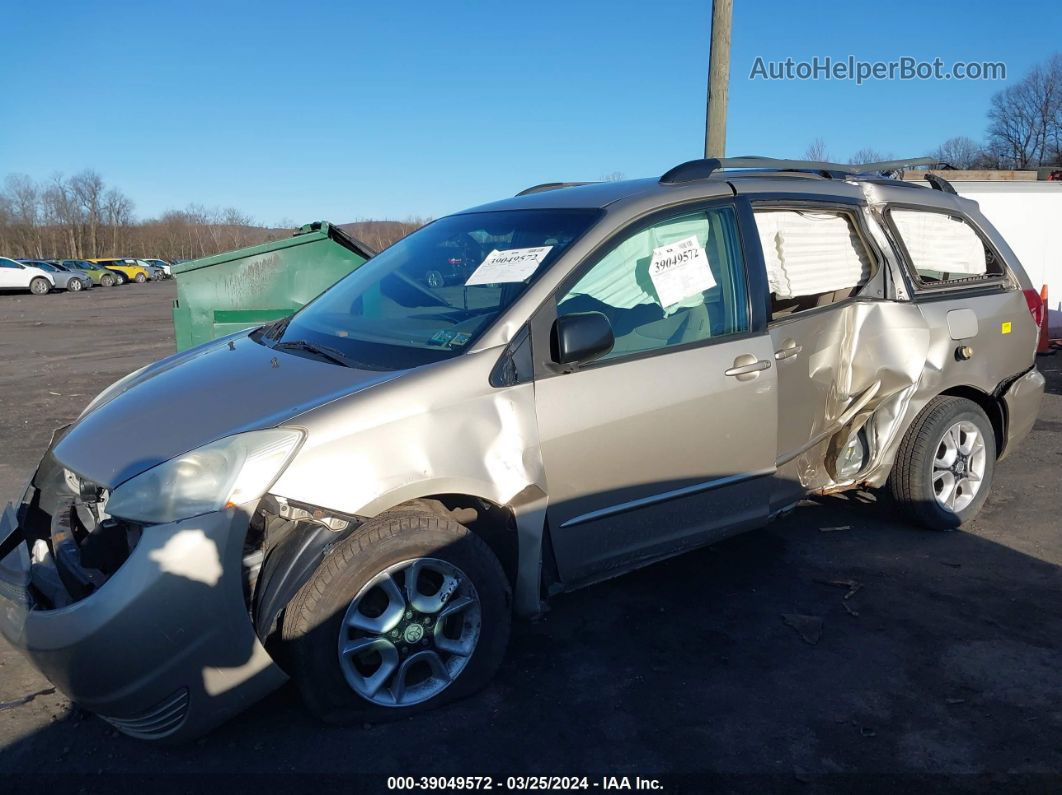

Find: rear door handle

[725,354,772,381]
[774,339,803,360]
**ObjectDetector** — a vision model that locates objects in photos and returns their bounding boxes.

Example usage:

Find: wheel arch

[255,486,550,650]
[937,384,1006,458]
[386,493,520,592]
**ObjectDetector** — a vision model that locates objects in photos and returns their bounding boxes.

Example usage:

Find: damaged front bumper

[0,454,287,742]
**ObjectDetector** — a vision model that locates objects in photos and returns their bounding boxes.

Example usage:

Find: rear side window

[753,208,874,319]
[557,206,749,362]
[889,209,1003,285]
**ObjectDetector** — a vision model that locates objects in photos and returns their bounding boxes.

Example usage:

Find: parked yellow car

[86,258,151,284]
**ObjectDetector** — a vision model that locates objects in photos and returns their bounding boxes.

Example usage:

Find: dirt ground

[0,281,1060,792]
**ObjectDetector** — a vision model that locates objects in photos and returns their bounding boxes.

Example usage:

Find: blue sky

[2,0,1059,224]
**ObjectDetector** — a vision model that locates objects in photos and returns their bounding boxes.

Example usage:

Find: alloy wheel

[932,420,987,513]
[337,557,481,707]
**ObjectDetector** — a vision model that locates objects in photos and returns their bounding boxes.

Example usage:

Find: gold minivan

[0,156,1046,742]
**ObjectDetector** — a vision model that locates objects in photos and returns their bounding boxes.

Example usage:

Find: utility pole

[705,0,733,158]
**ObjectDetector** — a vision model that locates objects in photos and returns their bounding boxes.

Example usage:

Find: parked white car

[138,258,172,277]
[0,257,55,295]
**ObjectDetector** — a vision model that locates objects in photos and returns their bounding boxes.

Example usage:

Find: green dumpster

[171,221,374,351]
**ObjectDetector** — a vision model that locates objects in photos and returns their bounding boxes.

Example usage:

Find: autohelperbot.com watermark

[749,55,1006,84]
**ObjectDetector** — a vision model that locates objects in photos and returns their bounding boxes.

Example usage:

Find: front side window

[889,208,1003,285]
[753,208,874,318]
[269,208,600,370]
[556,206,749,362]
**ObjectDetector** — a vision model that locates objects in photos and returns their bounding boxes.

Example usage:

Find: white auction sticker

[647,235,716,308]
[465,246,553,286]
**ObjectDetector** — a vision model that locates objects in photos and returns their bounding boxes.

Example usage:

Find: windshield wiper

[273,338,358,367]
[261,315,293,340]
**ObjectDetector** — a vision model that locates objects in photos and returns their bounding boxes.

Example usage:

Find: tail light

[1023,288,1045,329]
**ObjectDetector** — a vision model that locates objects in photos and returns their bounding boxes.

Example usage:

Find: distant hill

[340,218,429,253]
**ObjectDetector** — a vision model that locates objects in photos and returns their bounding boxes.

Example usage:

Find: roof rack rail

[515,181,597,197]
[923,173,958,195]
[659,155,937,184]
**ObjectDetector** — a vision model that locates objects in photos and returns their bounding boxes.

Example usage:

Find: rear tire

[889,396,995,530]
[29,277,50,295]
[282,511,511,724]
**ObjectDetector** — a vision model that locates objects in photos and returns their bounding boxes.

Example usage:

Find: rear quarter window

[888,208,1004,287]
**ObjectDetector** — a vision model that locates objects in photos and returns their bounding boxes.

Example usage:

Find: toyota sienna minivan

[0,156,1046,741]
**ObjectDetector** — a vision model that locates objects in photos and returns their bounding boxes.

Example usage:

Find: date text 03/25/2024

[386,776,664,791]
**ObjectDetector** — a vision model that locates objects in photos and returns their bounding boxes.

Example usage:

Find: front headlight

[106,429,304,524]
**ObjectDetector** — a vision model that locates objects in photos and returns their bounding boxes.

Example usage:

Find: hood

[54,333,402,487]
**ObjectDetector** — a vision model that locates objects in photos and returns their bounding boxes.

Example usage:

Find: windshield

[263,208,600,370]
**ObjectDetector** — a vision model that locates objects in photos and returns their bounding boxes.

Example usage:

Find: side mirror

[551,311,614,366]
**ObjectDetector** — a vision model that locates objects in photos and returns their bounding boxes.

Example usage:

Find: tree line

[0,170,429,261]
[805,53,1062,169]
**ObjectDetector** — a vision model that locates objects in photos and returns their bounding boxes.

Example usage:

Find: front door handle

[725,354,772,381]
[774,338,803,360]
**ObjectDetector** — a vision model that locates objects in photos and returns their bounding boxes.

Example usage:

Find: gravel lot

[1,281,1060,792]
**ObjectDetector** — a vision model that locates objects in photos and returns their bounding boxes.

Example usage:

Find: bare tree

[42,174,82,257]
[0,168,425,261]
[599,171,626,182]
[222,207,253,250]
[70,170,105,257]
[104,188,134,254]
[848,147,891,165]
[932,136,984,169]
[4,174,43,257]
[803,138,830,162]
[987,53,1062,168]
[342,217,430,251]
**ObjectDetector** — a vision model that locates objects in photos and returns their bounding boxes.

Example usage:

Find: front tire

[67,278,83,293]
[134,272,147,283]
[889,396,995,529]
[29,277,50,295]
[282,511,510,723]
[101,273,116,287]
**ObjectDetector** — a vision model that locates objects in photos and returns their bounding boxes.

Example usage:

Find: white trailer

[956,181,1062,336]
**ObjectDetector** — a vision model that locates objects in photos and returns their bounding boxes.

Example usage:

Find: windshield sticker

[465,245,553,286]
[647,235,717,308]
[427,329,472,348]
[428,329,457,347]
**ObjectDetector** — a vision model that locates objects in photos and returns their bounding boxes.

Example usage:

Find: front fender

[269,351,550,616]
